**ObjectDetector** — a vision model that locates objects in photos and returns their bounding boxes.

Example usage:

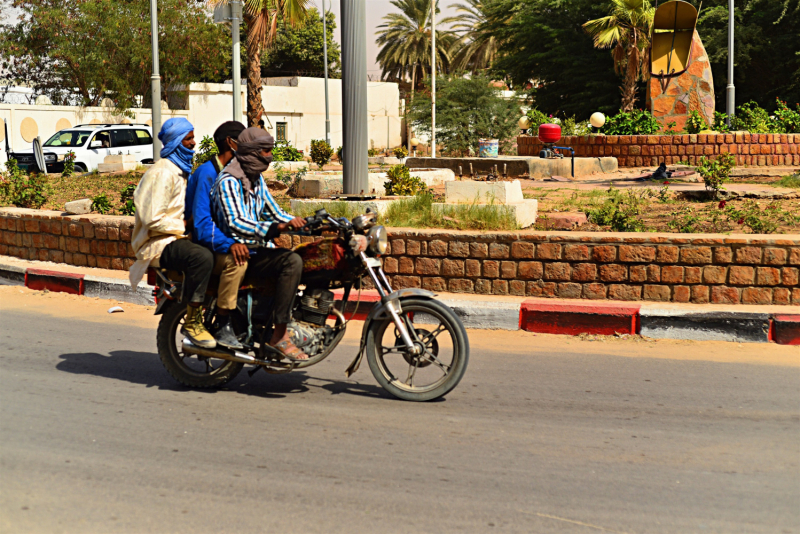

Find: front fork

[360,253,420,355]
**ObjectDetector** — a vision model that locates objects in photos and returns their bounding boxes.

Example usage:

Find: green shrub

[731,101,774,133]
[0,159,50,208]
[697,153,735,198]
[368,147,381,157]
[335,145,343,164]
[392,146,408,159]
[726,200,779,234]
[685,110,709,134]
[91,192,112,214]
[192,135,218,171]
[601,109,661,135]
[120,182,137,215]
[773,99,800,133]
[712,112,730,133]
[310,139,333,169]
[586,188,648,232]
[272,140,303,162]
[384,165,426,196]
[525,108,549,133]
[62,151,76,177]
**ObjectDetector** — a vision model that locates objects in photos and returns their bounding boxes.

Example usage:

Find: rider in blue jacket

[185,121,248,349]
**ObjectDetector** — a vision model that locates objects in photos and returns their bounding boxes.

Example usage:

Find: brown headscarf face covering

[225,127,275,191]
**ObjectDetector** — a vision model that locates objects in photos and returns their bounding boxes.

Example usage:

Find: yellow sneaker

[181,306,217,349]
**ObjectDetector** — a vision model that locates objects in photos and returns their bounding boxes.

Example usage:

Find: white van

[9,124,154,173]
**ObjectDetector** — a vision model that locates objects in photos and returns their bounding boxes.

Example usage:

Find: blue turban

[158,117,194,174]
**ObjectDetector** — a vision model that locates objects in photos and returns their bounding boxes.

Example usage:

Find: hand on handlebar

[277,217,307,233]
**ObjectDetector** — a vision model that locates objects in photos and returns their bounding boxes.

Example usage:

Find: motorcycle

[151,209,469,402]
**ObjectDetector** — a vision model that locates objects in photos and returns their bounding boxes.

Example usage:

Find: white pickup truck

[9,123,154,173]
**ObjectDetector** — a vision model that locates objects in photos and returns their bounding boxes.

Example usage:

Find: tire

[74,163,88,173]
[365,298,469,401]
[156,303,243,388]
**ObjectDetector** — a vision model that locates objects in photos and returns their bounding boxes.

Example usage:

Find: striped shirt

[211,172,293,247]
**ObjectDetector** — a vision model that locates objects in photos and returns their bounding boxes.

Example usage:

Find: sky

[308,0,461,79]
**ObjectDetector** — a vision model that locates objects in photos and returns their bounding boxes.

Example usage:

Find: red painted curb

[520,300,641,336]
[332,289,380,321]
[25,268,85,295]
[772,315,800,346]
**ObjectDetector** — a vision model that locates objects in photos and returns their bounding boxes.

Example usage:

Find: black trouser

[159,239,214,304]
[246,248,303,324]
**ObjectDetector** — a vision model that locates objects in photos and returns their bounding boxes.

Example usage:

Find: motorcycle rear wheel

[365,298,469,402]
[157,303,244,388]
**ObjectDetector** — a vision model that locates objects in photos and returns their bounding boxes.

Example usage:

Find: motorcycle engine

[288,289,336,357]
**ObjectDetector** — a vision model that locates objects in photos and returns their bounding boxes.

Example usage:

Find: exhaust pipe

[181,339,257,364]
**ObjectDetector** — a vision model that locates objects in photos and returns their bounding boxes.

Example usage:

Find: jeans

[159,238,214,304]
[245,248,303,324]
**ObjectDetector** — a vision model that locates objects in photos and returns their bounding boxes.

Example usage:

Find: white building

[0,76,403,161]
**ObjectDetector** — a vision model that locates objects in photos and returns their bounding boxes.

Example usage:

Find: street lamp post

[341,0,369,195]
[430,0,436,158]
[232,0,242,122]
[726,0,735,127]
[150,0,162,160]
[322,0,331,145]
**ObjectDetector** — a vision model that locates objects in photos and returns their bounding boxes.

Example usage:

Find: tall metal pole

[322,0,331,145]
[150,0,162,160]
[341,0,369,195]
[725,0,735,127]
[430,0,436,158]
[232,0,243,122]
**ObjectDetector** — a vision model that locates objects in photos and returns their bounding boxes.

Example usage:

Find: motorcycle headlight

[367,225,388,256]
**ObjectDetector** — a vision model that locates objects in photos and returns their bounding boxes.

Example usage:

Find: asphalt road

[1,287,798,534]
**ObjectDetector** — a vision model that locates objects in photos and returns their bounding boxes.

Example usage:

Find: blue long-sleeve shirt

[186,158,236,254]
[211,169,293,247]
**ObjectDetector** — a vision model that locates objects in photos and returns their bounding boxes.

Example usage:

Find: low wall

[1,208,798,306]
[517,133,800,167]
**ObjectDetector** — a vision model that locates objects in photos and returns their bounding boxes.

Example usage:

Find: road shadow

[56,350,394,401]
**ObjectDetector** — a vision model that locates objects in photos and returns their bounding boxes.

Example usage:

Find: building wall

[518,133,800,167]
[187,77,403,153]
[0,76,402,163]
[2,207,798,306]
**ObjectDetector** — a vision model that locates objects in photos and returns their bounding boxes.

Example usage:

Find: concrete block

[290,197,410,217]
[445,180,524,204]
[772,315,800,345]
[272,160,308,172]
[295,168,455,198]
[64,198,92,214]
[639,308,770,342]
[432,199,538,229]
[98,154,138,172]
[407,156,618,179]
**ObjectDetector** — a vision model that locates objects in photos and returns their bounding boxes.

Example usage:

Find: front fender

[344,288,436,377]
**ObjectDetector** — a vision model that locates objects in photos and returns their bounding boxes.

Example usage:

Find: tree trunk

[620,50,639,112]
[407,65,416,152]
[247,38,264,127]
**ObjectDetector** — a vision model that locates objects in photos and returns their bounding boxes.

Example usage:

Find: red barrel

[538,123,561,143]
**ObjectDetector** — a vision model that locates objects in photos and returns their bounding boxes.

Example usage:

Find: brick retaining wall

[517,133,800,167]
[1,207,798,305]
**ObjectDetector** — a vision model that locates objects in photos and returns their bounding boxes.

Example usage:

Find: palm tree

[445,0,500,73]
[210,0,309,126]
[376,0,454,91]
[583,0,654,112]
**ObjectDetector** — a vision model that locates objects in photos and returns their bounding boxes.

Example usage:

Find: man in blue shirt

[186,121,248,349]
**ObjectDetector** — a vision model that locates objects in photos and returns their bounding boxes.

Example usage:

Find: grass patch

[31,171,144,214]
[384,194,519,231]
[290,200,372,220]
[774,174,800,189]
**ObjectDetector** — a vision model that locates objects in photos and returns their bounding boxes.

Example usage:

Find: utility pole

[150,0,162,160]
[430,0,436,158]
[341,0,369,195]
[726,0,735,127]
[323,0,331,145]
[232,0,243,122]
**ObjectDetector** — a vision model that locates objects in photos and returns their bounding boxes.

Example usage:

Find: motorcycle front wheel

[365,298,469,402]
[156,303,244,388]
